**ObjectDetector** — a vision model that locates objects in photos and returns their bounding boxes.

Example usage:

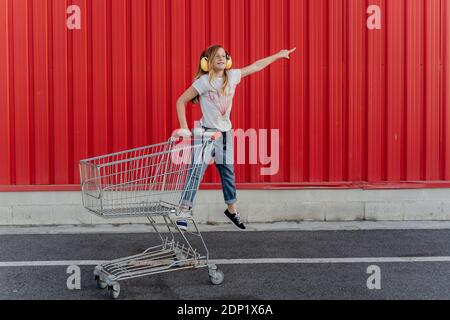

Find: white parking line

[212,257,450,264]
[2,256,450,267]
[0,261,105,267]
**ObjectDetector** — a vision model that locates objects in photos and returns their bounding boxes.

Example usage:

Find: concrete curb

[1,188,450,226]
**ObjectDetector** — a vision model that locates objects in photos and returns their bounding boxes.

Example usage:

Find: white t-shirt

[192,69,241,132]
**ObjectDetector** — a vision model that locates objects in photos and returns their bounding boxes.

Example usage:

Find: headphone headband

[202,45,230,58]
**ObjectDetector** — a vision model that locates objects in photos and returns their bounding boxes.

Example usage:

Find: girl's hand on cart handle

[172,128,192,138]
[278,47,297,59]
[211,132,222,141]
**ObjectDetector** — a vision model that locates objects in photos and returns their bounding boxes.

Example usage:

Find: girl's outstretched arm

[241,48,296,78]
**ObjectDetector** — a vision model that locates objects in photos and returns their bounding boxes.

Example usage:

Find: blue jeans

[180,129,237,208]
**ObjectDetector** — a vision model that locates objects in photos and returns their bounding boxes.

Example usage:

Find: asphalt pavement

[1,225,450,300]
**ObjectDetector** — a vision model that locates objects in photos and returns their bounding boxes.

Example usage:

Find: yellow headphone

[200,46,233,72]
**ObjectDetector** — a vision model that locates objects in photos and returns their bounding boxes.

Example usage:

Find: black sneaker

[175,220,188,232]
[224,209,246,230]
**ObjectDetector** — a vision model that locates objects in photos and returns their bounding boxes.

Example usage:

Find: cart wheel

[108,284,121,299]
[95,276,107,290]
[209,270,224,285]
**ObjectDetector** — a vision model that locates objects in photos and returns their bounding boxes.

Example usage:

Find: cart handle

[170,129,221,142]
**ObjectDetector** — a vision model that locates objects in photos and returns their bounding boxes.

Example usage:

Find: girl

[174,44,296,231]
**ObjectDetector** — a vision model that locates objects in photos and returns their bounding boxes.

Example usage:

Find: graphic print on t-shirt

[205,90,233,117]
[192,69,241,132]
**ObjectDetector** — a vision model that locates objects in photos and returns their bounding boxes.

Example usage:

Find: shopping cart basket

[79,130,224,299]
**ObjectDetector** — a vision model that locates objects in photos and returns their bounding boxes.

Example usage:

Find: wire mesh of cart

[79,130,224,299]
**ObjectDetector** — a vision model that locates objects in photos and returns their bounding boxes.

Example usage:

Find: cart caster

[95,275,107,289]
[108,283,121,299]
[208,267,224,285]
[174,253,187,267]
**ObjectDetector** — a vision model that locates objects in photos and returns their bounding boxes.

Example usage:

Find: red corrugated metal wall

[0,0,449,190]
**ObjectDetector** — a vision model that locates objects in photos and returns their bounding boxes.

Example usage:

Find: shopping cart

[79,130,224,299]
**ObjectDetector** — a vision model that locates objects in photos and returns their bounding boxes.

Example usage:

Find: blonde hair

[191,45,230,104]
